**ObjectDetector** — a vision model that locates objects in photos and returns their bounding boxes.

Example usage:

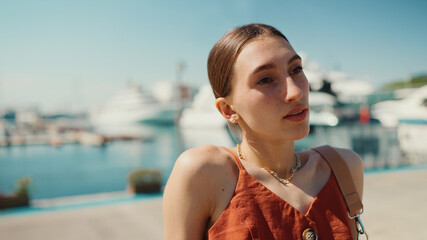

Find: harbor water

[0,122,417,200]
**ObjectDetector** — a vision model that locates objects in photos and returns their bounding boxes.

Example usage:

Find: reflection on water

[0,124,183,200]
[297,123,403,169]
[0,122,421,200]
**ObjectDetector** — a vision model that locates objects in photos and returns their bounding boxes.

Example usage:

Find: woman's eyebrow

[288,54,301,64]
[249,54,301,77]
[250,63,276,76]
[250,54,302,76]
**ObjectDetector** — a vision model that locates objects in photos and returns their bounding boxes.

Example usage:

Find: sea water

[0,123,408,200]
[0,125,182,200]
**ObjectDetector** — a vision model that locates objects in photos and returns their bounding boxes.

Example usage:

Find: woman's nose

[284,77,303,103]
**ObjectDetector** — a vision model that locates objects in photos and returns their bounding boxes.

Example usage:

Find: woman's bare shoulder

[304,146,364,199]
[332,147,364,199]
[305,146,363,172]
[163,145,238,239]
[175,144,237,175]
[172,144,239,207]
[333,147,364,173]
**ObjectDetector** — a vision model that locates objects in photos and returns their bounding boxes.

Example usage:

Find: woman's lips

[283,108,308,122]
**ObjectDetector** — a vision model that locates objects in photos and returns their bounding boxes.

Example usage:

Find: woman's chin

[290,125,310,140]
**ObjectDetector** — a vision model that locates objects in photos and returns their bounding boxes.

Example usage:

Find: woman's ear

[215,97,239,124]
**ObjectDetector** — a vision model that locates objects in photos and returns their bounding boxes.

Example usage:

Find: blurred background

[0,0,426,239]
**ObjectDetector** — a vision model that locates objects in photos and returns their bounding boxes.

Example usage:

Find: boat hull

[90,107,178,126]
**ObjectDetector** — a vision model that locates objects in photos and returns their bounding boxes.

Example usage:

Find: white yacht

[398,118,427,161]
[178,84,342,149]
[178,85,233,148]
[371,85,427,127]
[180,85,340,128]
[179,84,225,129]
[309,91,339,126]
[89,84,179,126]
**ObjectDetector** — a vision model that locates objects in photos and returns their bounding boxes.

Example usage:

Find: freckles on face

[231,36,301,90]
[229,35,309,132]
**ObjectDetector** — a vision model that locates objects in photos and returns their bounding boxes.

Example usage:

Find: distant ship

[371,85,427,128]
[178,84,234,148]
[177,84,340,149]
[179,84,225,129]
[89,84,179,126]
[179,84,339,129]
[371,85,427,160]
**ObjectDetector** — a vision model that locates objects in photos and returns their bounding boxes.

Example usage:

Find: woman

[163,23,364,240]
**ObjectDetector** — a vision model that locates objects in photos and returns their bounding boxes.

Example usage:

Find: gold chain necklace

[236,144,301,185]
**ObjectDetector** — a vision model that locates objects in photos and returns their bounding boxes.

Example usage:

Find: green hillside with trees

[383,74,427,90]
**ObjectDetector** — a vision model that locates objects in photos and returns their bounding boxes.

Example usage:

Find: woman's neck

[239,135,297,178]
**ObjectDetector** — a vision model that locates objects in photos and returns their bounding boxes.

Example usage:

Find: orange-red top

[206,148,353,240]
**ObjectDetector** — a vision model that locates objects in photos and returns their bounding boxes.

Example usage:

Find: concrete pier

[0,167,426,240]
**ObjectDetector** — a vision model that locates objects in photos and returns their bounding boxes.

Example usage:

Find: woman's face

[229,35,310,141]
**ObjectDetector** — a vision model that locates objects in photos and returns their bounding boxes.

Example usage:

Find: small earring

[231,114,238,123]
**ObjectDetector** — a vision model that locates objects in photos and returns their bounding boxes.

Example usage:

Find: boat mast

[175,60,186,110]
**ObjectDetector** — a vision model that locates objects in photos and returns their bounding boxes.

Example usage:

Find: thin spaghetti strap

[222,146,244,170]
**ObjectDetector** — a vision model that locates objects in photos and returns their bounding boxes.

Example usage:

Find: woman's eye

[290,66,304,75]
[257,77,273,85]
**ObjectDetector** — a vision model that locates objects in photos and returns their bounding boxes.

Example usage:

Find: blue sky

[0,0,426,112]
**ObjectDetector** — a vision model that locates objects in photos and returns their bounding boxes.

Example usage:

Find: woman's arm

[163,145,235,240]
[163,148,213,239]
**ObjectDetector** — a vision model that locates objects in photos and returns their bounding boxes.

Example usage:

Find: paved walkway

[362,167,427,240]
[0,167,426,240]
